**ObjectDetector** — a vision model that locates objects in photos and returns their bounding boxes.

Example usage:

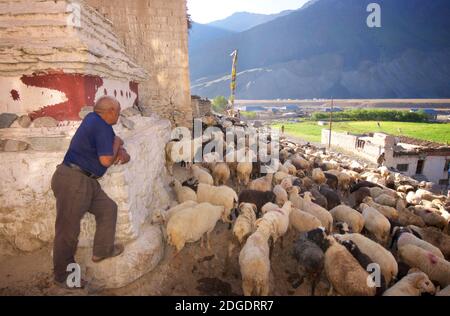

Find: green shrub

[311,109,429,122]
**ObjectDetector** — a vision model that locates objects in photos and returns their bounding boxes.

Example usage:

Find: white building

[322,130,450,187]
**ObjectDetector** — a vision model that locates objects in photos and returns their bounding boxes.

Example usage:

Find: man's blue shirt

[64,112,115,177]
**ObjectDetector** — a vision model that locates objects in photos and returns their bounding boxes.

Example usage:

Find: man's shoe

[53,278,87,290]
[92,244,124,263]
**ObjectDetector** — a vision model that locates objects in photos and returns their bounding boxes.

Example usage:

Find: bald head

[95,96,120,113]
[94,96,121,125]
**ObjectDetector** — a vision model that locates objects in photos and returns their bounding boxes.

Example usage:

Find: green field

[273,121,450,144]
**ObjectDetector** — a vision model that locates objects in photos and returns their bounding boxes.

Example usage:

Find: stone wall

[321,129,383,163]
[191,95,211,118]
[86,0,192,127]
[0,115,172,254]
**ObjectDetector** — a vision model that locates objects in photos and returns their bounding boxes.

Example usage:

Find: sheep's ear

[251,203,257,213]
[239,202,245,209]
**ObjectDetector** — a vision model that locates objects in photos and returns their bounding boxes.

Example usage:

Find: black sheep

[238,190,276,217]
[349,187,371,209]
[324,172,338,190]
[292,228,329,296]
[319,185,341,210]
[340,240,387,296]
[350,180,382,193]
[310,188,328,210]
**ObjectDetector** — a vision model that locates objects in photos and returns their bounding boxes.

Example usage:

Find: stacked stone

[86,0,193,127]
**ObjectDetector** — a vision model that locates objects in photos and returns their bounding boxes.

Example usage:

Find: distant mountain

[189,22,236,52]
[190,0,450,99]
[207,10,295,33]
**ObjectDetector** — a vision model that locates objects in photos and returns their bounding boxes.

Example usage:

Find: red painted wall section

[22,73,103,121]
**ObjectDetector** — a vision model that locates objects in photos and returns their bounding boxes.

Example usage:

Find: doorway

[416,159,425,175]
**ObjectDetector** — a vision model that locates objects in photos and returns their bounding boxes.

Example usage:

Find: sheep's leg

[261,282,269,296]
[242,279,253,296]
[200,235,205,249]
[327,284,334,296]
[311,275,318,296]
[224,242,235,276]
[269,238,274,260]
[167,163,174,176]
[206,231,212,250]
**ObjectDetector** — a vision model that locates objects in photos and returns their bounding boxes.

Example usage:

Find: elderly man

[51,96,130,289]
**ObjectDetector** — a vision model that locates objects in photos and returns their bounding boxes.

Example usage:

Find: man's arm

[114,146,131,165]
[99,136,123,168]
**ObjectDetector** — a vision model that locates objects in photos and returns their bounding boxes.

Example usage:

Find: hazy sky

[187,0,309,24]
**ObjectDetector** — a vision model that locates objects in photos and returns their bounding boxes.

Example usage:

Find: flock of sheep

[153,113,450,296]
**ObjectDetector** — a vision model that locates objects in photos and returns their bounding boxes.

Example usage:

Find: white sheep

[300,192,333,233]
[212,162,231,186]
[166,202,224,255]
[236,162,253,191]
[363,197,399,220]
[329,204,365,234]
[289,208,322,233]
[190,165,214,185]
[197,183,238,223]
[383,270,435,296]
[283,160,297,175]
[396,232,445,259]
[255,201,292,246]
[249,173,273,192]
[336,233,398,284]
[437,285,450,296]
[360,203,391,245]
[151,200,198,225]
[374,194,397,208]
[239,227,271,296]
[273,185,288,207]
[273,171,290,185]
[280,177,293,191]
[261,202,279,214]
[398,244,450,288]
[312,168,326,185]
[170,179,197,203]
[324,236,376,296]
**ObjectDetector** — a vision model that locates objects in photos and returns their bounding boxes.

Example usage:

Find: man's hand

[100,137,125,168]
[114,136,124,147]
[114,147,131,165]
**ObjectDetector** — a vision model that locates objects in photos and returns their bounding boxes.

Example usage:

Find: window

[356,139,365,149]
[397,164,409,172]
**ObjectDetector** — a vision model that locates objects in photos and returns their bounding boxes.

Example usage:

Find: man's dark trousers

[51,164,118,283]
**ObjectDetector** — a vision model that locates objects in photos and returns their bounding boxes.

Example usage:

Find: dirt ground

[0,164,334,296]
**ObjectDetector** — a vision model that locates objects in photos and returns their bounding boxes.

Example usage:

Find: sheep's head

[287,186,299,195]
[335,222,351,234]
[239,203,257,215]
[362,196,373,203]
[307,227,328,250]
[261,202,278,214]
[359,203,369,212]
[151,209,167,225]
[411,272,436,295]
[303,192,314,203]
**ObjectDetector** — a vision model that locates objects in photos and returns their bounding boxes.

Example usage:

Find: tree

[212,96,228,113]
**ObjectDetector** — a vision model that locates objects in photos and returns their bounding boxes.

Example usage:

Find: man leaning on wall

[51,96,131,289]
